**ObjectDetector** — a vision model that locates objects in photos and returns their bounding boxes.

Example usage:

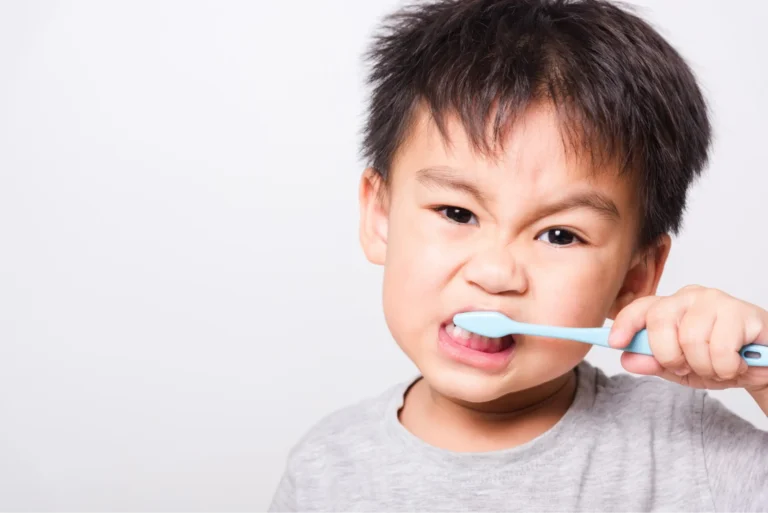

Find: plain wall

[1,0,766,510]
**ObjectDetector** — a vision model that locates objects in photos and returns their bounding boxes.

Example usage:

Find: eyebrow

[416,166,490,205]
[416,165,620,221]
[532,191,621,221]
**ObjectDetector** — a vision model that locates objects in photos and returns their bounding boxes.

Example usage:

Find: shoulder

[578,361,706,428]
[284,380,409,473]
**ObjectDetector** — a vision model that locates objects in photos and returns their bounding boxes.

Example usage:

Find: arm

[747,387,768,416]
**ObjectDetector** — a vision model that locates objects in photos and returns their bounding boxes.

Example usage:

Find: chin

[414,350,587,407]
[419,365,524,404]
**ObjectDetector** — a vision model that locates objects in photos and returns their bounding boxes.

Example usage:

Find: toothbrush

[452,311,768,367]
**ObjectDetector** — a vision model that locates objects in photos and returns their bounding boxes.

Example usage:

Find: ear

[608,234,672,319]
[359,168,389,265]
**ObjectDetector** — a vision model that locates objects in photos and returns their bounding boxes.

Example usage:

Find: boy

[270,0,768,510]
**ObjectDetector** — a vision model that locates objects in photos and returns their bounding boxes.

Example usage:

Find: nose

[462,244,528,296]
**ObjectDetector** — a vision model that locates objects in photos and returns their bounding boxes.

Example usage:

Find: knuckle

[704,288,726,302]
[710,343,733,360]
[657,353,686,368]
[678,330,700,348]
[646,306,670,328]
[746,313,764,334]
[678,318,711,348]
[710,348,740,381]
[625,295,655,314]
[615,297,656,328]
[720,303,744,322]
[613,308,632,325]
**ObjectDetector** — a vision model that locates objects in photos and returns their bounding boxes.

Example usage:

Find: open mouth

[443,321,515,353]
[438,320,517,371]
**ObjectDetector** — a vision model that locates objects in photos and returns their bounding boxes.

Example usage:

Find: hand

[608,286,768,412]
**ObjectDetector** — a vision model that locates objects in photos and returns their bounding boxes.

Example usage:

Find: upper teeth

[450,323,472,339]
[447,322,497,343]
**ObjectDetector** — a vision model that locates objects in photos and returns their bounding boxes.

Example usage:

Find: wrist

[747,386,768,416]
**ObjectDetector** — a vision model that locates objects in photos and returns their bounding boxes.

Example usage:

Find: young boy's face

[360,102,667,405]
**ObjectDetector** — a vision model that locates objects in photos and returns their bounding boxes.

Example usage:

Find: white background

[1,0,766,510]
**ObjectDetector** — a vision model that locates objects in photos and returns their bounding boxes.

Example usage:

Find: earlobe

[359,168,389,265]
[608,234,672,318]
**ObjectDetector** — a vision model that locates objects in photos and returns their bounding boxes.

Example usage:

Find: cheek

[382,207,461,334]
[528,252,622,326]
[385,208,456,292]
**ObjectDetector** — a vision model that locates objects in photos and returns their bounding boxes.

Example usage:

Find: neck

[400,369,577,452]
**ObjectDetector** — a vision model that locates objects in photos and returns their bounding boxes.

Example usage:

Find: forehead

[391,102,638,201]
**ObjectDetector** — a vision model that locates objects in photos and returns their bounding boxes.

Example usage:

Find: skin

[359,102,768,452]
[611,287,768,415]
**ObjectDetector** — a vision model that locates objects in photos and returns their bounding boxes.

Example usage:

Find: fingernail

[674,367,690,376]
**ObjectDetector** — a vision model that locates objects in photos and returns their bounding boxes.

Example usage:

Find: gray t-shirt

[269,362,768,512]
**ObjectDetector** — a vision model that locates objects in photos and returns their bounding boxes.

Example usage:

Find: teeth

[445,321,505,352]
[454,325,471,340]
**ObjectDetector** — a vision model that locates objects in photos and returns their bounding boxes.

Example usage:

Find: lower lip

[437,325,516,372]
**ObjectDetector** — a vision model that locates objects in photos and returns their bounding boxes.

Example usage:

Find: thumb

[609,296,660,348]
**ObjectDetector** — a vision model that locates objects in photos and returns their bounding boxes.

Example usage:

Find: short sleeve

[268,465,297,512]
[701,393,768,512]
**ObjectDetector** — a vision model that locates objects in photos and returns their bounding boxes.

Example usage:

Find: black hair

[361,0,711,246]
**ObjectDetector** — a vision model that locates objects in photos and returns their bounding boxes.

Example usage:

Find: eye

[436,206,478,225]
[536,228,583,246]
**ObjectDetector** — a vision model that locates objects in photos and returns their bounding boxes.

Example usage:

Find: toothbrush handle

[522,324,651,353]
[625,330,768,367]
[524,324,768,367]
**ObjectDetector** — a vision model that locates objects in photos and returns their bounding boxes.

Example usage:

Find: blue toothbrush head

[452,311,516,338]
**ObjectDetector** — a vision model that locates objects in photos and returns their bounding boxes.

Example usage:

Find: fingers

[677,303,716,379]
[709,308,748,381]
[619,352,663,376]
[612,293,693,375]
[609,296,660,348]
[645,299,690,376]
[613,287,768,391]
[744,309,768,352]
[620,352,734,391]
